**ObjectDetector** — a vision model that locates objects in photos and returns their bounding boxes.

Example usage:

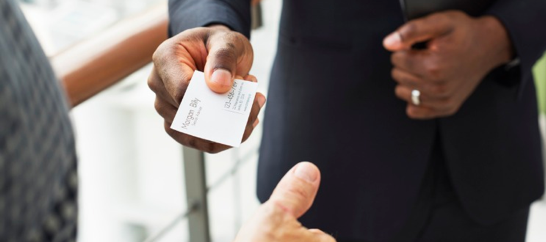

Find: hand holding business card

[148,25,263,153]
[171,71,261,147]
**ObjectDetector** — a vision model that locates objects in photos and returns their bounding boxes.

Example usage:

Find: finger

[391,68,425,88]
[204,31,253,93]
[152,40,198,105]
[148,65,180,107]
[268,162,321,219]
[394,84,449,111]
[395,86,453,120]
[253,118,260,128]
[241,92,266,143]
[383,13,454,51]
[395,85,427,106]
[307,229,337,242]
[391,68,450,98]
[154,97,177,123]
[164,121,231,153]
[244,74,258,83]
[241,74,262,141]
[390,50,429,77]
[406,105,442,120]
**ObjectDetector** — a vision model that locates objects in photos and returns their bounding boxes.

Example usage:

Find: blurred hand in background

[384,11,513,120]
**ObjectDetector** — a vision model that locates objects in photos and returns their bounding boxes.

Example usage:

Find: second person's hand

[383,11,513,120]
[148,25,266,153]
[233,162,336,242]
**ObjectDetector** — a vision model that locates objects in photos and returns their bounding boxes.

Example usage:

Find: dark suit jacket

[169,0,546,241]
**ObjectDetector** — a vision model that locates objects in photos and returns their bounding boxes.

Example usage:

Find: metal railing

[144,146,259,242]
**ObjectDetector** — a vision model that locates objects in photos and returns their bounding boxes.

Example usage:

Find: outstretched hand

[148,25,266,153]
[234,162,336,242]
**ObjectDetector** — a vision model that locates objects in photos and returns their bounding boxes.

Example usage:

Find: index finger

[383,13,454,51]
[152,30,204,104]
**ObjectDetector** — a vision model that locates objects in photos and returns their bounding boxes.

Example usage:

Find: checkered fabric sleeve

[0,0,78,241]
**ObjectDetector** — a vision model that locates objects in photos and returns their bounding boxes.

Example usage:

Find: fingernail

[253,118,260,128]
[257,95,266,108]
[294,162,318,183]
[384,32,401,48]
[211,69,233,87]
[245,75,258,83]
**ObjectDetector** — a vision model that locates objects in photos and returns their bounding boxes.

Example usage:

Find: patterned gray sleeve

[0,0,78,241]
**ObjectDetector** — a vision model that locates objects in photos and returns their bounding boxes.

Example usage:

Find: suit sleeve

[168,0,252,38]
[486,0,546,93]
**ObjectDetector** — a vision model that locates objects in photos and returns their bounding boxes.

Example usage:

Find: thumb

[268,162,321,218]
[204,31,253,93]
[383,13,454,51]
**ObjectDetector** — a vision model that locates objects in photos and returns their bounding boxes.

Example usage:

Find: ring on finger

[411,89,421,106]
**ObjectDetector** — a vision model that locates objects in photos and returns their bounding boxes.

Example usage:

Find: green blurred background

[535,55,546,114]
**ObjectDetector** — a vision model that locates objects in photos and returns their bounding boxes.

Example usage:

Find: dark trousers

[341,135,530,242]
[411,200,529,242]
[391,136,530,242]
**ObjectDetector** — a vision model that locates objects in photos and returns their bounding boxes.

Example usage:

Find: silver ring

[411,89,421,106]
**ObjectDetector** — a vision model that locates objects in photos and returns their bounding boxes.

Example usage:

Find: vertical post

[231,150,242,233]
[251,3,263,30]
[183,147,211,242]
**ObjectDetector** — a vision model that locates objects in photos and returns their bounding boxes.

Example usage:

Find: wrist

[477,16,515,68]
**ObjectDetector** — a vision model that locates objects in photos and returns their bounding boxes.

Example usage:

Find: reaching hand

[234,162,336,242]
[383,11,513,119]
[148,25,266,153]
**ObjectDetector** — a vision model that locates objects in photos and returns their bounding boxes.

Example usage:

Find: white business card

[170,71,258,147]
